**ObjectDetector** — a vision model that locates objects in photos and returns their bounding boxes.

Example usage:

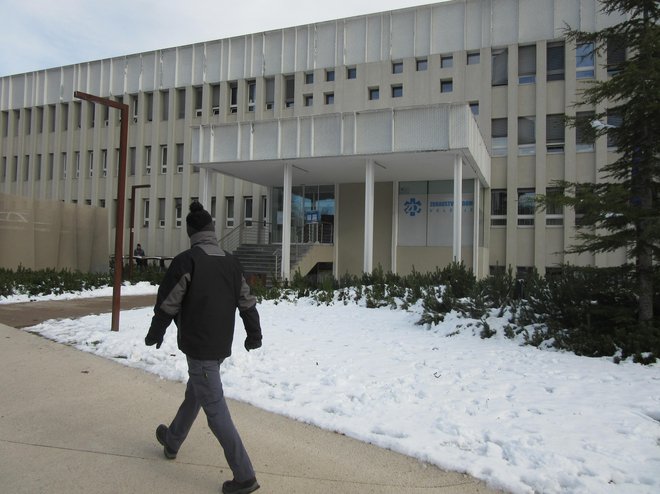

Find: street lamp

[74,91,128,332]
[129,184,151,279]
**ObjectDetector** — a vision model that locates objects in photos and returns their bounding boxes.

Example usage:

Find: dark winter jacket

[145,231,262,360]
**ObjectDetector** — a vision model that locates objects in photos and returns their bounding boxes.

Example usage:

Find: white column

[453,154,463,263]
[472,180,480,277]
[282,163,292,281]
[198,167,210,208]
[363,159,375,273]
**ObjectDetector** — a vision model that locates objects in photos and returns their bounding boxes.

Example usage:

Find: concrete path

[0,297,504,493]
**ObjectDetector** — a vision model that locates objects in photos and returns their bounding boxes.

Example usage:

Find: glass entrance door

[271,184,334,244]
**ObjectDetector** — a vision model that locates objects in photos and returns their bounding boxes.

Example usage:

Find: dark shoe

[155,424,177,460]
[221,477,260,494]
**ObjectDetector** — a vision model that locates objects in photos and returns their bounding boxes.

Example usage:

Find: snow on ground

[8,285,660,494]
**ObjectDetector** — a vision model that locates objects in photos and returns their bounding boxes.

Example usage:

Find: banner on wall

[397,180,474,247]
[398,193,427,246]
[427,193,474,246]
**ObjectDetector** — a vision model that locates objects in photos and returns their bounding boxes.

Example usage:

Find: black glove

[145,334,162,349]
[244,336,262,351]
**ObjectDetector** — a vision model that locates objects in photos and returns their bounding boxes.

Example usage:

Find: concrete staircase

[232,244,313,286]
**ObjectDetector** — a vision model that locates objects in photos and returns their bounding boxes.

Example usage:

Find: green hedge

[2,263,658,363]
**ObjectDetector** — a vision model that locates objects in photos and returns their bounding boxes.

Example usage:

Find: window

[160,90,169,120]
[229,82,238,114]
[576,111,596,152]
[158,198,165,228]
[606,111,622,149]
[23,156,29,182]
[304,94,313,107]
[392,61,403,74]
[265,77,275,109]
[467,51,480,65]
[244,197,253,227]
[545,188,564,226]
[144,146,152,175]
[145,92,153,122]
[369,87,380,100]
[416,58,428,71]
[607,38,626,75]
[574,184,591,226]
[440,79,453,93]
[391,85,403,98]
[547,42,565,81]
[211,196,217,225]
[491,118,508,157]
[48,153,54,180]
[175,198,182,227]
[49,105,56,132]
[491,189,507,226]
[36,107,43,133]
[305,72,314,84]
[346,67,357,79]
[177,89,186,119]
[25,109,32,134]
[194,86,203,117]
[1,157,6,181]
[576,42,595,79]
[36,154,42,180]
[12,156,18,182]
[226,197,235,227]
[101,149,108,177]
[59,104,67,131]
[176,143,184,173]
[211,84,221,115]
[441,55,453,68]
[160,145,168,174]
[61,153,67,179]
[247,80,256,112]
[546,114,565,153]
[517,189,535,226]
[324,92,334,105]
[284,75,295,108]
[142,198,150,226]
[518,117,536,155]
[130,95,138,122]
[518,45,536,84]
[129,147,136,176]
[74,152,80,178]
[1,111,8,137]
[492,48,508,86]
[469,102,479,116]
[325,69,335,82]
[88,151,93,177]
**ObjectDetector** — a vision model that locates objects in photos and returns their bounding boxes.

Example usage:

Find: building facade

[0,0,627,279]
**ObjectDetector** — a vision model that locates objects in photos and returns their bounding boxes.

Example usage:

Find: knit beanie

[186,201,214,237]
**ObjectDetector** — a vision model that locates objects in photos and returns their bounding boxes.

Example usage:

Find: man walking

[145,201,262,494]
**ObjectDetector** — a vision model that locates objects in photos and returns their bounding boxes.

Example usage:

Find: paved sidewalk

[0,297,504,493]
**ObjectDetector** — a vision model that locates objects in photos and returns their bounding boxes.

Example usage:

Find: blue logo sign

[403,198,423,217]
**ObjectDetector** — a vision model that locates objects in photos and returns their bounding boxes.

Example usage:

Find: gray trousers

[165,357,255,482]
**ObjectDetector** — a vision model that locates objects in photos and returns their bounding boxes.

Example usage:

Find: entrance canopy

[190,104,490,188]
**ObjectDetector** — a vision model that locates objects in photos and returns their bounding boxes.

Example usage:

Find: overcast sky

[0,0,445,77]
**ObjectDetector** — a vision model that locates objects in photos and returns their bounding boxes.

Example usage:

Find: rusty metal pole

[74,91,128,332]
[129,184,150,279]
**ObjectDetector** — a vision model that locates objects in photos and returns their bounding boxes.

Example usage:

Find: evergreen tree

[541,0,660,326]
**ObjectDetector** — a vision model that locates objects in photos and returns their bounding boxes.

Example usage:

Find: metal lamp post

[74,91,128,332]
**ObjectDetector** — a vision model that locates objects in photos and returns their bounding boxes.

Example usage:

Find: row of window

[0,143,190,182]
[490,111,620,156]
[491,188,564,227]
[0,40,625,136]
[492,39,624,87]
[142,195,264,230]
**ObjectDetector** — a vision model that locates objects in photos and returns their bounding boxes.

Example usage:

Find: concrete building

[0,0,627,280]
